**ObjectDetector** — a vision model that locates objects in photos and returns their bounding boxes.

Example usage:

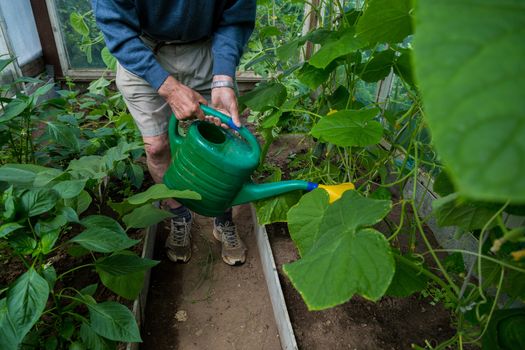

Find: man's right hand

[158,76,207,120]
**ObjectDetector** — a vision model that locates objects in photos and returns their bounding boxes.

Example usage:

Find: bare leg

[143,133,181,209]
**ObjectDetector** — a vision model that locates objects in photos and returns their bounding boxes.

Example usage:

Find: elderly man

[93,0,256,265]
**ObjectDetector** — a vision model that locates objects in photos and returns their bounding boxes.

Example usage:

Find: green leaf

[413,0,525,202]
[21,188,59,217]
[46,122,81,153]
[287,189,330,256]
[122,204,173,229]
[32,83,54,98]
[95,253,158,300]
[0,164,50,187]
[0,298,19,350]
[385,255,428,297]
[41,229,60,254]
[52,180,86,199]
[238,82,287,112]
[309,28,367,69]
[432,193,499,230]
[0,223,24,239]
[311,109,382,147]
[483,308,525,350]
[7,268,50,342]
[259,25,281,39]
[95,253,159,276]
[0,99,29,122]
[81,215,125,235]
[357,49,396,83]
[297,62,337,90]
[254,191,302,225]
[284,228,394,310]
[393,50,415,87]
[64,190,92,215]
[70,12,89,36]
[356,0,413,44]
[70,227,139,253]
[101,47,117,71]
[88,302,141,342]
[283,191,393,310]
[79,322,116,350]
[126,184,200,205]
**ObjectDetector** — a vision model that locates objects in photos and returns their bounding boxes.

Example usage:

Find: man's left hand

[210,75,241,129]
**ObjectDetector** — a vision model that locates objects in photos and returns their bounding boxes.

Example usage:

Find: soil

[267,223,455,350]
[141,204,280,350]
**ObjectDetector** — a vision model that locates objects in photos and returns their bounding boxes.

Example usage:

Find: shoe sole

[212,228,246,266]
[166,249,191,264]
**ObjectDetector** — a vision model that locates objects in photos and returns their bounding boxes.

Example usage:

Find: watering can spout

[231,180,355,206]
[231,180,318,206]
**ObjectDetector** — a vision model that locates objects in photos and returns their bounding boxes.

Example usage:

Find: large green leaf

[101,47,117,71]
[309,28,367,69]
[254,191,302,226]
[20,188,59,217]
[283,191,393,310]
[284,228,394,310]
[356,0,413,44]
[238,82,287,112]
[287,189,330,256]
[413,0,525,202]
[6,269,49,343]
[95,252,158,300]
[126,184,200,205]
[70,227,139,253]
[311,109,382,147]
[88,302,141,342]
[122,204,174,229]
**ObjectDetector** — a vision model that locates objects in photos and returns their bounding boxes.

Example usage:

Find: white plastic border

[251,205,298,350]
[126,222,157,350]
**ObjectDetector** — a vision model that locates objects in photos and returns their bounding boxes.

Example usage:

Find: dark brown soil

[266,223,455,350]
[141,204,280,350]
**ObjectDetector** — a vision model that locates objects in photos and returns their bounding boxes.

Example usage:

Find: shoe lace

[218,222,240,248]
[169,218,190,246]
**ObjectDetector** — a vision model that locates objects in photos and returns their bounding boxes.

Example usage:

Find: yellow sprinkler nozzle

[318,182,355,203]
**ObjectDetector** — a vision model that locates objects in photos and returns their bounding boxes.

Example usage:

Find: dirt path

[142,204,281,350]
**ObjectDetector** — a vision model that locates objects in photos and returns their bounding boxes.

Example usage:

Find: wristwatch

[211,80,235,89]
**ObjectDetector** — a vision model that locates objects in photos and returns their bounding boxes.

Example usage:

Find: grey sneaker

[213,221,247,266]
[165,216,192,263]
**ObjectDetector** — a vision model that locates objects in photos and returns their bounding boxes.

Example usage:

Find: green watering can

[163,105,354,217]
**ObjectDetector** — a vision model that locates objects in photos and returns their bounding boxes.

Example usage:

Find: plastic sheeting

[0,0,42,66]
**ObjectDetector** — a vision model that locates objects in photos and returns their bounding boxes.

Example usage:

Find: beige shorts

[116,38,213,137]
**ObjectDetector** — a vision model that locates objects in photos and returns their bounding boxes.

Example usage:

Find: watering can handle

[168,105,261,161]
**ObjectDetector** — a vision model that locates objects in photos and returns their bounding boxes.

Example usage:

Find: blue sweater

[92,0,256,90]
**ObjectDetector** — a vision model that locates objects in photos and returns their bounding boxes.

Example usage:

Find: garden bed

[265,222,455,349]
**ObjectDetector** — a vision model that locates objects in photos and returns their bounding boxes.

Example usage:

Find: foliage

[247,0,524,348]
[0,63,199,347]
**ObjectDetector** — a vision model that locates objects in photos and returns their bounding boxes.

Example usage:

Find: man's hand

[158,75,207,121]
[211,75,241,128]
